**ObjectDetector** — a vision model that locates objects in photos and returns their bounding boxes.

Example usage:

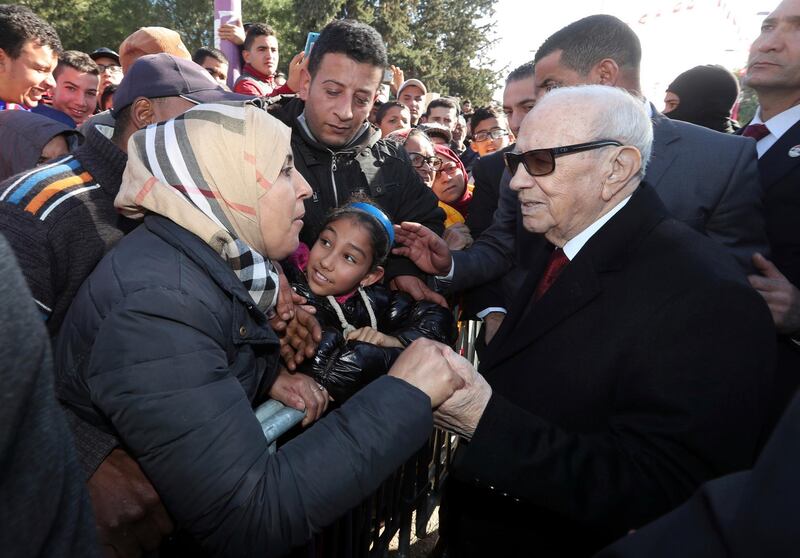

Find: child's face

[306,217,384,296]
[379,106,410,137]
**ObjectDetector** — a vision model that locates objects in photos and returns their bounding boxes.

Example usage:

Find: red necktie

[741,123,770,141]
[534,248,569,301]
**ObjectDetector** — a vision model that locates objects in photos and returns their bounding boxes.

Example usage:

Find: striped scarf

[116,101,292,314]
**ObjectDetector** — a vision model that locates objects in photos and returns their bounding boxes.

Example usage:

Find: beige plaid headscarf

[116,101,292,312]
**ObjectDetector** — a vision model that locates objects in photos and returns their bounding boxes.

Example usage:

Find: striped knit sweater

[0,125,135,335]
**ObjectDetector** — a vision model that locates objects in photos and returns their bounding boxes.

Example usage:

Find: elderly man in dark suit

[439,14,768,347]
[590,5,800,554]
[396,84,775,557]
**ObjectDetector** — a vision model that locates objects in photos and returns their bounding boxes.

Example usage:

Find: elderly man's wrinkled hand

[392,222,453,276]
[388,339,464,407]
[88,448,174,557]
[434,349,492,440]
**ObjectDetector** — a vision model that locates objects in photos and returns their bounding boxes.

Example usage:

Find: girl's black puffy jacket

[286,264,455,403]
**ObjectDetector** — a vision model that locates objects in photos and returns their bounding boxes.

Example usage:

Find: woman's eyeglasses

[408,152,443,170]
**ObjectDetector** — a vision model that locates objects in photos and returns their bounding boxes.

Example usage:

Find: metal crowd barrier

[254,319,482,557]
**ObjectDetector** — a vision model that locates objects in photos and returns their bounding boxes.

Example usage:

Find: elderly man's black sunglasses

[504,140,623,177]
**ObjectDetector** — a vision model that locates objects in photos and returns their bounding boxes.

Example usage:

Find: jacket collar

[271,97,381,158]
[645,110,681,188]
[242,63,276,85]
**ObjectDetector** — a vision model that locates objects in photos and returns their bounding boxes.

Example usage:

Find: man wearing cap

[89,47,123,103]
[397,78,427,127]
[79,26,194,138]
[0,53,247,335]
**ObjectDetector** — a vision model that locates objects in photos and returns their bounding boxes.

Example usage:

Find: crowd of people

[0,1,799,557]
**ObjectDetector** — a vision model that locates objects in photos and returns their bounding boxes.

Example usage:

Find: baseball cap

[397,78,427,97]
[89,47,120,65]
[119,27,191,72]
[112,53,253,117]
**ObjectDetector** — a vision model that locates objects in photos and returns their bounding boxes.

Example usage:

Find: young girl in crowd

[285,200,454,402]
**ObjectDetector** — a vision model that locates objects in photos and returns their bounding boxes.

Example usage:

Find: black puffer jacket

[269,97,445,281]
[54,215,434,557]
[287,264,455,402]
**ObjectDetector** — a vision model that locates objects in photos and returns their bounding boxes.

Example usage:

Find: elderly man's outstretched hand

[388,339,464,407]
[434,349,492,440]
[393,222,453,276]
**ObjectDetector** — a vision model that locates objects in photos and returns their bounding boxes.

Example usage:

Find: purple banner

[214,0,242,88]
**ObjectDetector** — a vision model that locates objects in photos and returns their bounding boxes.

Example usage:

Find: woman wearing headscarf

[0,110,82,181]
[54,102,461,557]
[663,64,740,134]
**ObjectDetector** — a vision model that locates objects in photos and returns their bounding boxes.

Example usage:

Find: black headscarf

[0,111,83,181]
[665,65,740,134]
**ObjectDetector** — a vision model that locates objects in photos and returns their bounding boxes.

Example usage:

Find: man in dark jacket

[268,19,446,304]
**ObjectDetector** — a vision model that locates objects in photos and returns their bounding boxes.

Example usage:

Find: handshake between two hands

[388,338,492,440]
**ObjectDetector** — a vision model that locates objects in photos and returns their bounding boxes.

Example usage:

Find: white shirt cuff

[437,256,455,281]
[476,307,507,319]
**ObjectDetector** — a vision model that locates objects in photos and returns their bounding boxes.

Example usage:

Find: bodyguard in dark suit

[398,85,776,557]
[584,6,800,554]
[442,15,767,332]
[742,0,800,427]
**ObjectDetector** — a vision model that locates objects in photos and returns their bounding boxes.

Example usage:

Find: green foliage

[18,0,499,103]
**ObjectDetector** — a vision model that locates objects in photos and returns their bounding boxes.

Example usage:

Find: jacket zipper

[329,150,339,206]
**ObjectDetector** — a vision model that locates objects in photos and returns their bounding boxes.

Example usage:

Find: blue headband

[350,202,395,246]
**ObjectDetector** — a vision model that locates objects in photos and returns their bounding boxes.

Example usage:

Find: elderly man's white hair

[537,85,653,179]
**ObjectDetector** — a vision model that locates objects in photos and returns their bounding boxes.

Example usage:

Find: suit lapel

[645,111,680,188]
[758,119,800,190]
[482,256,602,372]
[481,185,668,373]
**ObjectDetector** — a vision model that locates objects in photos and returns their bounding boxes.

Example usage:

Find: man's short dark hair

[470,105,505,131]
[243,23,276,52]
[54,50,99,79]
[424,97,459,117]
[192,46,228,66]
[534,15,641,75]
[307,19,387,77]
[507,61,535,83]
[0,4,61,58]
[375,101,407,124]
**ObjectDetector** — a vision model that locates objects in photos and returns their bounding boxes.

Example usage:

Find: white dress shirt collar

[750,104,800,158]
[562,195,632,261]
